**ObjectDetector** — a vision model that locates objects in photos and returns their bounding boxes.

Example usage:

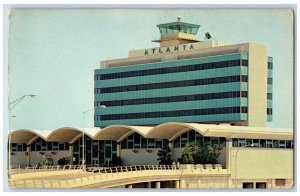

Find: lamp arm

[9,96,27,111]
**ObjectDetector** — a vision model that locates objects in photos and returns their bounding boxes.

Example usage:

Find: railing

[9,165,83,174]
[88,164,176,174]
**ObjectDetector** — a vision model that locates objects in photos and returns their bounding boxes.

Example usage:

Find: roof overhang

[9,129,52,145]
[93,125,153,142]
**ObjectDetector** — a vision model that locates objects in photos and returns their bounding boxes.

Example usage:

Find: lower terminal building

[9,123,293,189]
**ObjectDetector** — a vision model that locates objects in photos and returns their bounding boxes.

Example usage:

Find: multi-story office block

[94,20,272,127]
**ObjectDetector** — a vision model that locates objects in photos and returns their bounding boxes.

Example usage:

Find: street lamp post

[234,143,254,188]
[82,105,106,171]
[8,94,37,174]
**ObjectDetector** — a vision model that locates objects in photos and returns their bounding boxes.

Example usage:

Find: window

[188,130,195,144]
[266,140,273,148]
[47,142,52,151]
[155,140,162,148]
[256,182,267,189]
[279,140,286,148]
[141,138,147,148]
[238,138,246,147]
[121,139,127,149]
[243,182,254,189]
[273,140,279,148]
[260,139,266,148]
[148,139,155,148]
[53,142,59,151]
[286,140,292,148]
[174,137,180,148]
[211,137,219,146]
[59,142,65,151]
[275,179,286,186]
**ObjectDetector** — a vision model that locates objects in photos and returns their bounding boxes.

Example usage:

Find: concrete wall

[11,152,27,167]
[121,149,160,165]
[247,43,268,127]
[183,176,229,189]
[29,151,70,166]
[230,148,293,182]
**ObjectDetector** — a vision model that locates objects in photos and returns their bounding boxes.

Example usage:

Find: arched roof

[9,123,293,144]
[93,125,153,142]
[47,127,83,143]
[146,122,211,141]
[9,129,52,144]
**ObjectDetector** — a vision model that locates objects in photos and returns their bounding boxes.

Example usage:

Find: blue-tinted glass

[174,137,180,148]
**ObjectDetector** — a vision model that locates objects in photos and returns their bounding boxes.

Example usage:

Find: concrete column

[168,141,173,160]
[180,180,186,188]
[155,181,161,188]
[226,139,232,171]
[117,143,120,157]
[146,182,151,188]
[175,180,180,188]
[26,145,31,166]
[69,144,74,164]
[127,184,132,188]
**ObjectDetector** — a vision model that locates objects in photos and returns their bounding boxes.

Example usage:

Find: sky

[6,8,294,130]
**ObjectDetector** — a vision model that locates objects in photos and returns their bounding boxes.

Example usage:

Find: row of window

[95,91,248,107]
[95,59,248,80]
[11,143,27,152]
[173,130,226,148]
[121,133,169,149]
[97,106,248,121]
[232,138,293,149]
[30,139,70,151]
[96,75,248,94]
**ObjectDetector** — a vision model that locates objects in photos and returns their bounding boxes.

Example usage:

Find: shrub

[57,157,70,165]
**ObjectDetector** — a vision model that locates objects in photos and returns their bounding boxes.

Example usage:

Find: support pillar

[226,138,232,171]
[146,181,151,188]
[117,143,120,157]
[26,145,31,167]
[175,180,180,188]
[127,184,132,188]
[155,181,161,188]
[168,141,173,161]
[180,180,186,188]
[69,144,74,165]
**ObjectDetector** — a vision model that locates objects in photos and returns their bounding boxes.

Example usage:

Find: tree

[181,142,223,165]
[157,146,172,165]
[181,143,194,164]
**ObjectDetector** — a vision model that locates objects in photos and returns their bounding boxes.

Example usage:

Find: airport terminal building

[9,20,293,189]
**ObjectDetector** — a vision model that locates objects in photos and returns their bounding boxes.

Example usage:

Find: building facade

[94,20,272,127]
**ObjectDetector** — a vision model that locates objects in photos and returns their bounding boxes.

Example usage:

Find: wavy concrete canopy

[93,125,153,142]
[146,122,294,141]
[146,122,210,141]
[9,129,52,144]
[47,127,101,144]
